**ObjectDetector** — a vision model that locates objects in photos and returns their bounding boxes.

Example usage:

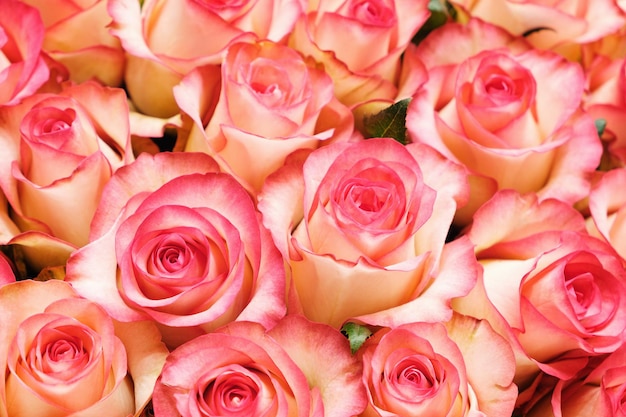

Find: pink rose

[19,0,125,86]
[0,81,133,266]
[288,0,430,106]
[178,40,356,194]
[449,0,626,52]
[406,19,602,224]
[526,345,626,417]
[584,57,626,169]
[65,152,286,348]
[587,168,626,260]
[259,138,475,328]
[358,314,517,416]
[0,0,49,106]
[0,251,16,285]
[454,190,626,397]
[153,315,367,416]
[0,279,169,416]
[108,0,306,117]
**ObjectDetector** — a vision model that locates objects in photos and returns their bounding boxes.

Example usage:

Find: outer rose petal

[0,0,49,106]
[267,315,368,417]
[588,168,626,260]
[153,320,315,416]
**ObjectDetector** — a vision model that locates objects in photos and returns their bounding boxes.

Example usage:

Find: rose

[0,81,133,269]
[406,19,602,225]
[65,152,286,348]
[587,168,626,260]
[0,250,16,285]
[258,137,476,328]
[152,315,367,416]
[526,346,626,417]
[0,279,168,416]
[0,0,49,106]
[454,190,626,398]
[108,0,306,117]
[358,314,517,416]
[178,40,356,194]
[17,0,125,87]
[583,57,626,169]
[449,0,626,53]
[288,0,430,106]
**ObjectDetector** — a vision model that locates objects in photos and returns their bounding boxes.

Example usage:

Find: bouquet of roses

[1,0,625,415]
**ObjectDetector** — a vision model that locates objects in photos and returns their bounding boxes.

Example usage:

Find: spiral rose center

[28,324,95,380]
[22,107,77,146]
[564,267,599,319]
[246,61,291,107]
[201,370,260,414]
[392,356,441,396]
[349,0,396,26]
[333,164,406,230]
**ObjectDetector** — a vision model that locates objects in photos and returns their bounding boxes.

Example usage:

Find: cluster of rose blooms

[2,0,626,416]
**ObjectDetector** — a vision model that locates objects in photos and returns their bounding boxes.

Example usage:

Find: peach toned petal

[268,315,367,417]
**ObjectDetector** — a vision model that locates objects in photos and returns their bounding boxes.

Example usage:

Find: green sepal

[341,322,373,354]
[595,118,607,138]
[362,98,411,145]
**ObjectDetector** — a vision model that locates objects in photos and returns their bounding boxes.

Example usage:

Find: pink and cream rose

[108,0,306,117]
[449,0,626,54]
[178,40,356,194]
[259,137,476,328]
[526,345,626,417]
[19,0,125,86]
[587,167,626,261]
[583,56,626,169]
[406,19,602,224]
[0,0,49,106]
[152,315,367,416]
[0,279,169,416]
[0,81,133,270]
[288,0,430,106]
[358,314,517,417]
[65,152,286,348]
[454,190,626,397]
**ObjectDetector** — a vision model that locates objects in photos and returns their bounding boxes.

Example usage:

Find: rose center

[564,270,598,318]
[30,324,96,380]
[348,185,390,213]
[349,0,396,26]
[485,75,516,96]
[201,370,260,414]
[246,60,291,107]
[21,107,77,146]
[385,355,444,402]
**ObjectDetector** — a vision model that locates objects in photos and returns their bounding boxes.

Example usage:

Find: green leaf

[595,118,607,138]
[341,322,372,354]
[362,98,411,145]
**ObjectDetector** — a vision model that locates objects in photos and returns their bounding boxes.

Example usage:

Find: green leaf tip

[341,322,373,354]
[595,118,607,138]
[362,98,411,145]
